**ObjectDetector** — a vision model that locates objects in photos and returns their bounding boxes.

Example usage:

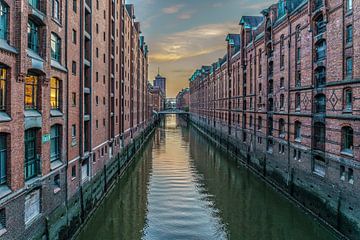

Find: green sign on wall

[42,134,51,144]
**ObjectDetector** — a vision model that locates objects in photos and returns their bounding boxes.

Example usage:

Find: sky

[129,0,276,97]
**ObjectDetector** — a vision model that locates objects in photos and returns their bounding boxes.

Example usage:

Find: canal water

[77,115,338,240]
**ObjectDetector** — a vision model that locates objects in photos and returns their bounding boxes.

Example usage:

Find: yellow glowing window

[25,75,38,110]
[50,77,60,110]
[0,68,6,111]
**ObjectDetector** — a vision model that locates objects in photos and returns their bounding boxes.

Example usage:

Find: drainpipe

[65,0,69,204]
[287,11,292,188]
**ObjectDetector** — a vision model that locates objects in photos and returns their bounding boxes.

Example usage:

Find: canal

[77,115,338,240]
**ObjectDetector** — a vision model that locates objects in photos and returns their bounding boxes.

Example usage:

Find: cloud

[149,22,239,63]
[162,4,183,14]
[177,12,193,20]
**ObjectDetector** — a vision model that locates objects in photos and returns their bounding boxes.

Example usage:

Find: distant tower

[153,68,166,97]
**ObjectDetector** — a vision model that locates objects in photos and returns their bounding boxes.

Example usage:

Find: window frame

[0,1,9,41]
[27,20,40,53]
[51,33,61,62]
[0,134,6,185]
[50,77,61,110]
[24,75,38,110]
[0,67,7,111]
[50,125,61,163]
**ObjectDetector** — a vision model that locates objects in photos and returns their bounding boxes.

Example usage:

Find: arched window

[25,75,39,110]
[314,0,323,10]
[344,88,352,111]
[280,94,285,109]
[268,98,274,112]
[279,118,285,137]
[0,1,9,40]
[51,33,61,62]
[52,0,60,21]
[0,133,7,185]
[315,40,326,61]
[258,116,262,130]
[315,14,326,35]
[314,94,326,113]
[50,125,62,163]
[315,66,326,87]
[341,126,353,155]
[268,117,273,136]
[295,121,302,141]
[25,128,40,180]
[295,25,301,41]
[314,122,325,151]
[28,20,40,53]
[268,79,273,94]
[0,67,7,111]
[280,35,285,68]
[50,77,61,110]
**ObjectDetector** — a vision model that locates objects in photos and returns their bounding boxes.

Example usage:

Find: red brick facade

[189,0,359,238]
[0,0,152,239]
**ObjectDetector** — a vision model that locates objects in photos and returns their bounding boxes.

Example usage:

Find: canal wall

[21,118,159,240]
[189,115,359,240]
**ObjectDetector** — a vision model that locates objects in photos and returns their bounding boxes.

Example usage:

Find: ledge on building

[50,110,63,118]
[50,160,63,171]
[0,112,11,122]
[24,110,42,130]
[51,60,67,73]
[0,185,11,200]
[0,39,17,55]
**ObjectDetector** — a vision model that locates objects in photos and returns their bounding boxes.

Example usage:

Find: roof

[239,16,264,29]
[226,34,241,46]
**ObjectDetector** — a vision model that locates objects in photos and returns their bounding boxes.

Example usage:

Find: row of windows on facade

[0,68,61,111]
[0,124,62,186]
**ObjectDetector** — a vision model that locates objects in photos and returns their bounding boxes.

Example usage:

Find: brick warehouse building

[189,0,359,238]
[0,0,154,239]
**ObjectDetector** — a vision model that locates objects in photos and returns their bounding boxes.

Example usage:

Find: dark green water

[77,115,338,240]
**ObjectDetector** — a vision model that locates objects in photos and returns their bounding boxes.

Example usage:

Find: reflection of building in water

[77,141,154,240]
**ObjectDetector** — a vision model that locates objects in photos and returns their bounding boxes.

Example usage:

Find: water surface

[77,115,337,240]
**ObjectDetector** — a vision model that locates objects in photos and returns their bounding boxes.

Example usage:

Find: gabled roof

[226,34,241,46]
[239,16,264,29]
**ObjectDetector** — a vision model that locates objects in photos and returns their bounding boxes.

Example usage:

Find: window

[341,126,353,155]
[71,165,76,178]
[314,94,326,113]
[348,168,354,184]
[24,129,39,180]
[72,61,76,75]
[340,165,346,180]
[52,0,60,21]
[346,0,353,12]
[268,117,273,136]
[0,1,9,40]
[295,25,301,41]
[72,92,76,106]
[280,77,284,88]
[295,121,301,141]
[346,25,353,44]
[72,29,77,44]
[71,125,76,138]
[314,0,323,10]
[73,0,77,12]
[313,156,326,177]
[315,40,326,62]
[29,0,40,10]
[0,134,6,185]
[314,122,325,151]
[0,208,5,230]
[50,125,61,163]
[0,67,6,111]
[315,67,326,88]
[346,57,353,77]
[51,34,61,62]
[315,15,326,35]
[344,88,352,111]
[50,78,60,110]
[297,47,301,63]
[258,50,262,76]
[296,70,301,87]
[280,94,284,109]
[24,190,40,224]
[24,76,38,110]
[279,118,285,137]
[27,20,39,53]
[250,115,253,128]
[258,116,262,130]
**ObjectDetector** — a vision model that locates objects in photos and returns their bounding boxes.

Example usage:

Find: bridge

[158,109,189,115]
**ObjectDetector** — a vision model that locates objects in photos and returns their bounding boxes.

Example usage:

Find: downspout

[287,10,292,187]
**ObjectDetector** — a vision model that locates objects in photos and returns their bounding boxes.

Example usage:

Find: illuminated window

[0,68,6,111]
[50,77,60,110]
[24,76,38,110]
